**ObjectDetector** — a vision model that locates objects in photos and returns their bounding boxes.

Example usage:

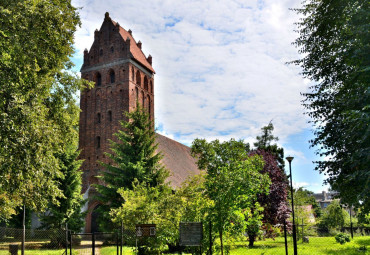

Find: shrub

[335,233,350,244]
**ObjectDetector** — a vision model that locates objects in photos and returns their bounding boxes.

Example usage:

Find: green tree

[292,0,369,212]
[293,188,322,218]
[254,122,285,169]
[319,200,349,230]
[192,139,270,254]
[95,104,169,230]
[39,145,85,232]
[111,174,212,254]
[0,0,85,220]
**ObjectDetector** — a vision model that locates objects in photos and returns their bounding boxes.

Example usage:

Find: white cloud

[72,0,309,146]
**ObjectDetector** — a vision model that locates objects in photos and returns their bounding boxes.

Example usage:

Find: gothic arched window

[108,110,112,121]
[97,136,101,149]
[144,76,148,91]
[110,70,115,83]
[136,71,141,86]
[96,73,101,86]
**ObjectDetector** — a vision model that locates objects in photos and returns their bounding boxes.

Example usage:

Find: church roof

[108,15,155,73]
[155,133,200,188]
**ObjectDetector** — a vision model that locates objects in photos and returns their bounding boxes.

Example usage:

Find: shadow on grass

[324,246,368,255]
[355,238,370,246]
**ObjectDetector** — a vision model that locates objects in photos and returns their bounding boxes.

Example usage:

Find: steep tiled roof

[111,19,155,73]
[155,133,200,188]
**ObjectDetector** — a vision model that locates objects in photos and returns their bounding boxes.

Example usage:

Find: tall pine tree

[95,104,169,230]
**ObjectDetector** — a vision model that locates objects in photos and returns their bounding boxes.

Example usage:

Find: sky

[71,0,329,193]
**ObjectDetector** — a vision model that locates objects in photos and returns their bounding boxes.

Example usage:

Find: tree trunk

[248,233,255,247]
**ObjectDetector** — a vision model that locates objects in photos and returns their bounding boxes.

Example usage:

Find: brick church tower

[79,12,155,232]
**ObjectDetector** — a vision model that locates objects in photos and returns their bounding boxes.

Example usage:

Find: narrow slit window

[108,111,112,121]
[110,70,115,83]
[97,113,101,123]
[97,136,101,149]
[96,73,101,86]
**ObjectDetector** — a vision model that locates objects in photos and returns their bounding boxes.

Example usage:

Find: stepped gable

[109,17,155,73]
[155,133,200,187]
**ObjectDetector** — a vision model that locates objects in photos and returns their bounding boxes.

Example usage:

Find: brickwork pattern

[79,12,154,232]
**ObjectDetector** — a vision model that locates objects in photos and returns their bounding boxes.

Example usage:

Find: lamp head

[286,156,294,163]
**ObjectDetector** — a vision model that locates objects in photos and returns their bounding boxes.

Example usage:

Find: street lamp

[286,156,298,255]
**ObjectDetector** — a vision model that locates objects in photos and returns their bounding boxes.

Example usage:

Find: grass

[100,246,135,255]
[230,236,370,255]
[0,236,367,254]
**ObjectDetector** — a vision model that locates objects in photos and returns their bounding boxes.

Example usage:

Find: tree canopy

[293,0,369,211]
[0,0,85,220]
[192,138,270,254]
[95,104,169,230]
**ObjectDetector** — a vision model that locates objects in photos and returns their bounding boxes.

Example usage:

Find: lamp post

[286,156,298,255]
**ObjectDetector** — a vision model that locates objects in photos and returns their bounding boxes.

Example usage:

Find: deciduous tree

[192,139,270,254]
[0,0,85,220]
[292,0,369,212]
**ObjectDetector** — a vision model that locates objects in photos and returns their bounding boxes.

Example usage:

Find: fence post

[121,222,123,255]
[65,224,68,255]
[92,232,95,255]
[116,231,119,255]
[69,231,72,255]
[22,204,25,255]
[301,219,304,243]
[283,219,288,255]
[209,220,212,255]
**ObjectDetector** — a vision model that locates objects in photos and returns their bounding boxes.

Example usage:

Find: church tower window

[96,73,101,86]
[108,111,112,121]
[136,71,141,86]
[97,136,101,149]
[110,70,115,83]
[144,76,148,91]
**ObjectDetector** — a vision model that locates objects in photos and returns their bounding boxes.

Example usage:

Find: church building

[79,12,199,232]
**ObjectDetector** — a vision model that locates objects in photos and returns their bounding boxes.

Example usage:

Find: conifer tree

[40,145,85,232]
[95,104,169,229]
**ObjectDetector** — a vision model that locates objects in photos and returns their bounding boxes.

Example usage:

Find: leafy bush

[335,233,350,244]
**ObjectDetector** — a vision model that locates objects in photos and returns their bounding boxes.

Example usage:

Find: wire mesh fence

[0,227,66,254]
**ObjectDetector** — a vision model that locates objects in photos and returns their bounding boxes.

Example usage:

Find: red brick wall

[79,15,154,232]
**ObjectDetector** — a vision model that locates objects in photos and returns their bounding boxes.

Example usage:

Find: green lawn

[230,236,370,255]
[100,246,135,255]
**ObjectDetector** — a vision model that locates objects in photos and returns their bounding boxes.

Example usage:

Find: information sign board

[136,224,156,237]
[179,222,203,246]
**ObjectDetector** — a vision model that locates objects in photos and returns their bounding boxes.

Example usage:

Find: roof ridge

[155,132,191,149]
[105,12,154,73]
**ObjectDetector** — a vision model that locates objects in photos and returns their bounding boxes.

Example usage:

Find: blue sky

[71,0,329,193]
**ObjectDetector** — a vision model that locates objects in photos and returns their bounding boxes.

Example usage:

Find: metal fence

[0,227,66,254]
